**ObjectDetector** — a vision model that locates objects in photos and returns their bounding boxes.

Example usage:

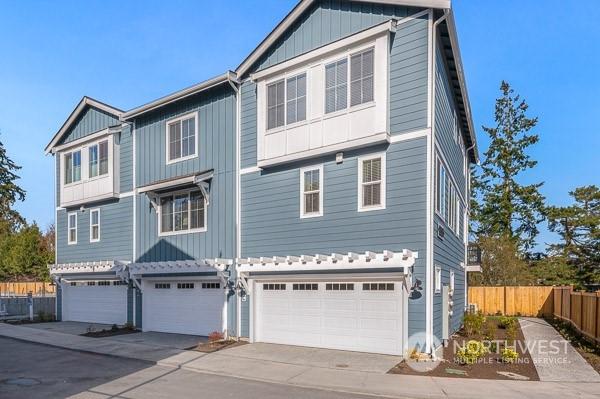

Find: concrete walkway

[519,318,600,382]
[2,322,600,399]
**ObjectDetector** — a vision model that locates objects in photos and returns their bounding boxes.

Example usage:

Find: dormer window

[64,150,81,184]
[89,140,108,178]
[166,112,197,164]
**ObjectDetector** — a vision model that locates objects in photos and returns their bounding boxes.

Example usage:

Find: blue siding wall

[56,197,133,263]
[134,86,237,262]
[240,139,428,336]
[434,44,466,190]
[119,125,134,193]
[432,41,468,339]
[240,81,257,169]
[58,106,120,145]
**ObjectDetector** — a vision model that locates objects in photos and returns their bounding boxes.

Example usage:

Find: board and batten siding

[134,86,237,262]
[240,81,257,169]
[240,139,428,336]
[119,125,134,193]
[57,106,120,146]
[56,197,133,263]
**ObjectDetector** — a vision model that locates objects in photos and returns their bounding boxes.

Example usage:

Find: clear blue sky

[0,0,598,250]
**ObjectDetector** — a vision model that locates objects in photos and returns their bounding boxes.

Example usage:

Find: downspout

[428,8,449,356]
[463,141,477,312]
[226,75,242,340]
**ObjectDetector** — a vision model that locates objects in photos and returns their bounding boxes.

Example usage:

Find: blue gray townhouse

[45,0,478,357]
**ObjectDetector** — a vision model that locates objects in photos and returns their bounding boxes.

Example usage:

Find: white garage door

[62,281,128,325]
[255,281,404,355]
[142,280,223,336]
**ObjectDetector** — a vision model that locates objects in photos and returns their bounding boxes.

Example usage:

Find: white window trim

[435,266,441,294]
[89,208,100,243]
[88,140,109,180]
[157,188,207,237]
[435,154,464,239]
[165,111,199,165]
[450,270,455,293]
[63,150,82,187]
[324,46,376,116]
[357,152,386,212]
[265,71,309,134]
[299,164,324,218]
[67,212,77,245]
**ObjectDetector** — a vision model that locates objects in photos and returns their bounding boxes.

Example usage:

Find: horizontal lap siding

[433,42,467,339]
[241,139,428,336]
[134,86,236,262]
[389,14,429,134]
[434,44,465,190]
[57,197,133,263]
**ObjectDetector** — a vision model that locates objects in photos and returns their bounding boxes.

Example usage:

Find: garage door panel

[63,285,127,325]
[256,280,403,355]
[143,280,222,336]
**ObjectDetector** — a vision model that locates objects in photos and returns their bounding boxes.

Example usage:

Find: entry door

[62,282,128,325]
[255,281,403,355]
[142,280,223,335]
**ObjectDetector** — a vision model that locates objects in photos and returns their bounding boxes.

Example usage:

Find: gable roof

[44,96,123,154]
[235,0,477,162]
[235,0,450,78]
[121,71,237,120]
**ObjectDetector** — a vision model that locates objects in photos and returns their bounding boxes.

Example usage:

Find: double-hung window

[300,165,323,218]
[167,113,196,163]
[67,212,77,245]
[267,79,285,129]
[64,150,81,184]
[325,58,348,113]
[358,153,386,211]
[89,140,109,178]
[350,48,374,106]
[160,190,206,234]
[286,74,306,124]
[90,209,100,242]
[436,157,448,218]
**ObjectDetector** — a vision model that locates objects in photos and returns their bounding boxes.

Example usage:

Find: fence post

[27,291,33,321]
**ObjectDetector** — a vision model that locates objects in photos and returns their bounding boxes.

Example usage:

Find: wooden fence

[553,286,600,344]
[468,286,554,317]
[0,282,55,297]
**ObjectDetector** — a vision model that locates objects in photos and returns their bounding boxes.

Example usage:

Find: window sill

[87,173,110,183]
[158,228,207,237]
[357,204,386,213]
[300,212,323,219]
[166,153,197,166]
[67,241,77,246]
[323,101,376,121]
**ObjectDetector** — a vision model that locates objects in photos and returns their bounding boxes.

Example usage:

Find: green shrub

[505,322,517,344]
[501,348,519,363]
[464,311,486,336]
[482,320,497,341]
[499,316,516,329]
[111,324,119,332]
[456,340,489,364]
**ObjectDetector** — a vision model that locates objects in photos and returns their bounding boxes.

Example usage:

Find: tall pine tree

[0,136,26,233]
[471,81,545,252]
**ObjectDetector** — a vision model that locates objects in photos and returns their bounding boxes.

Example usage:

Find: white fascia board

[250,20,397,82]
[128,259,232,276]
[236,0,451,78]
[51,127,120,154]
[445,11,478,163]
[45,97,123,154]
[122,72,237,120]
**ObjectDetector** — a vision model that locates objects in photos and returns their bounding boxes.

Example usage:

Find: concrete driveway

[21,321,206,350]
[207,342,402,374]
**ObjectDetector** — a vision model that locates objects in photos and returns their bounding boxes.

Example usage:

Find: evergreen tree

[471,81,545,251]
[547,185,600,288]
[0,136,26,231]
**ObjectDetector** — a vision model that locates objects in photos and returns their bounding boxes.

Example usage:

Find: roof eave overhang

[235,0,451,78]
[445,11,478,163]
[44,97,123,155]
[121,71,238,121]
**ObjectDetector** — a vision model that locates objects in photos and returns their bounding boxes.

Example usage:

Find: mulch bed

[192,339,247,353]
[390,317,539,380]
[81,327,139,338]
[545,316,600,375]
